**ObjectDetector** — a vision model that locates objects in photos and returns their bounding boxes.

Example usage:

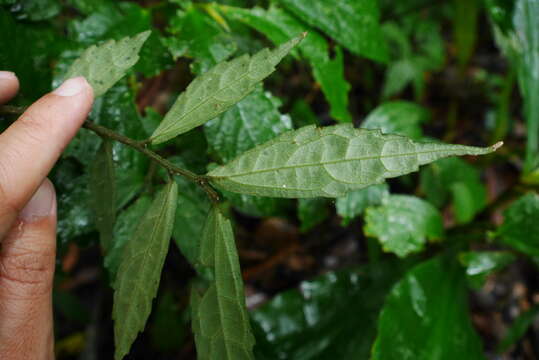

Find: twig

[0,105,220,203]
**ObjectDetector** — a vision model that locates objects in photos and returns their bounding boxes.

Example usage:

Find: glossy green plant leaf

[64,30,150,97]
[420,157,487,224]
[336,183,389,226]
[205,87,293,163]
[150,290,189,352]
[150,34,304,144]
[0,9,64,102]
[208,124,502,198]
[454,0,480,68]
[221,190,292,218]
[67,1,172,77]
[165,3,237,75]
[190,206,255,360]
[53,167,94,247]
[252,261,408,360]
[382,20,445,99]
[361,101,430,140]
[459,251,516,289]
[516,0,539,175]
[220,4,352,122]
[112,182,178,360]
[364,195,444,257]
[1,0,60,21]
[298,198,330,232]
[89,139,116,253]
[496,193,539,256]
[204,87,294,217]
[497,305,539,353]
[172,176,211,266]
[276,0,388,63]
[105,195,152,282]
[60,81,150,209]
[486,0,539,173]
[372,256,486,360]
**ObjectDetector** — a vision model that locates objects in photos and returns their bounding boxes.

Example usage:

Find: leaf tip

[301,31,308,38]
[137,30,152,43]
[491,141,504,151]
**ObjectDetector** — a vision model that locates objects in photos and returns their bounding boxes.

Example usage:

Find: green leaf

[172,177,211,266]
[190,206,255,360]
[204,87,294,217]
[497,305,539,353]
[420,157,487,224]
[208,124,502,198]
[297,198,330,232]
[276,0,388,63]
[60,81,149,209]
[67,1,172,77]
[53,168,94,247]
[221,4,352,122]
[361,101,430,140]
[336,183,389,226]
[222,191,292,218]
[113,182,178,360]
[290,99,319,127]
[165,3,237,74]
[451,181,487,224]
[486,0,539,173]
[454,0,480,68]
[150,290,189,352]
[151,34,304,144]
[66,0,109,15]
[364,195,444,257]
[205,87,293,163]
[372,256,486,360]
[64,30,150,97]
[381,19,445,99]
[1,0,60,21]
[252,261,407,360]
[496,193,539,257]
[458,251,516,289]
[312,46,351,122]
[89,139,116,253]
[104,195,152,282]
[0,9,65,102]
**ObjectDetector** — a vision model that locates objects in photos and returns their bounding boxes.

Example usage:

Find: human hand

[0,72,93,360]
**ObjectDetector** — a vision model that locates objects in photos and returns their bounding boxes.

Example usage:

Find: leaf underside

[64,30,151,97]
[191,206,255,360]
[112,182,178,360]
[208,124,501,198]
[150,34,304,144]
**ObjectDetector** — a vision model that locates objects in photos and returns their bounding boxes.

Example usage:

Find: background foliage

[1,0,539,359]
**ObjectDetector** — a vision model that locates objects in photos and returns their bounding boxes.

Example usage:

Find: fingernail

[0,71,16,80]
[20,180,56,222]
[53,77,89,97]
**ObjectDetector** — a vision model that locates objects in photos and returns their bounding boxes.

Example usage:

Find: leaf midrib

[155,56,262,137]
[212,213,252,359]
[115,184,174,349]
[211,147,480,179]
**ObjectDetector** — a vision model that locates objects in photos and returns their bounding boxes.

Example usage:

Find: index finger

[0,77,94,238]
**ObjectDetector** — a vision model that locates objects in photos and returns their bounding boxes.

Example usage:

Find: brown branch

[0,105,220,203]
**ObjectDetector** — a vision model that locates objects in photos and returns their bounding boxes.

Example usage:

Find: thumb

[0,178,56,360]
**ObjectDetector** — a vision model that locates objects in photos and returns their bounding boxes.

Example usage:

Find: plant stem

[0,105,220,203]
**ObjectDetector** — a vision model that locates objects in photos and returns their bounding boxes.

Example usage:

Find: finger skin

[0,179,56,360]
[0,77,93,238]
[0,72,19,104]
